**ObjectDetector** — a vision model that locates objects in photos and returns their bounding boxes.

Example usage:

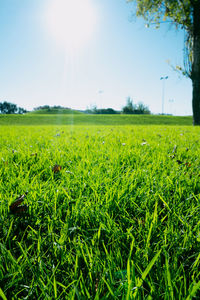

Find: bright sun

[45,0,97,50]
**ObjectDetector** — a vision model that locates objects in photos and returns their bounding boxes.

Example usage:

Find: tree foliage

[34,105,51,111]
[129,0,193,28]
[128,0,200,125]
[122,97,151,114]
[0,101,27,114]
[85,106,119,114]
[94,108,119,114]
[33,105,72,111]
[128,0,194,76]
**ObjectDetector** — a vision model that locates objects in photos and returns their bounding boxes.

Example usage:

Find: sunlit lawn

[0,123,199,299]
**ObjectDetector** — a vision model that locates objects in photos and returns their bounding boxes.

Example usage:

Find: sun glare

[45,0,97,50]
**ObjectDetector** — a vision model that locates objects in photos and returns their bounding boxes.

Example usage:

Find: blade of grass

[186,280,200,300]
[0,288,7,300]
[5,219,13,243]
[53,276,57,299]
[102,277,115,297]
[165,253,174,299]
[126,257,132,300]
[134,249,162,297]
[192,252,200,271]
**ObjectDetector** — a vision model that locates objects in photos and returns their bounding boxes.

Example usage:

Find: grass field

[0,113,193,126]
[0,115,199,299]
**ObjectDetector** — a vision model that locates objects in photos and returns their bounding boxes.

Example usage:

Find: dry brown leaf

[10,193,28,214]
[52,164,62,173]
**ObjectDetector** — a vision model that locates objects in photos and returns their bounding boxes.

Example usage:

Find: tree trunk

[192,2,200,125]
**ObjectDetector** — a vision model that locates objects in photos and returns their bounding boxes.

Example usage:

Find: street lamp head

[160,76,169,80]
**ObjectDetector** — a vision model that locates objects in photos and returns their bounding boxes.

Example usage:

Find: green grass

[0,113,193,126]
[0,122,199,299]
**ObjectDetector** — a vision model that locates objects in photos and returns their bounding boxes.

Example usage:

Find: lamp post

[169,99,174,115]
[160,76,168,115]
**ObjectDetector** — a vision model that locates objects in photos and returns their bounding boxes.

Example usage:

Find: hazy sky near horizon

[0,0,192,115]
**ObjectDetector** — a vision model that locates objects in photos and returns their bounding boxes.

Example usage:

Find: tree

[137,101,151,114]
[128,0,200,125]
[0,101,18,114]
[95,108,118,114]
[17,107,27,114]
[34,105,51,111]
[85,106,119,114]
[0,101,27,114]
[122,97,151,114]
[122,97,136,114]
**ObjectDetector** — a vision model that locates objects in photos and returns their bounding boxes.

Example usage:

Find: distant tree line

[34,105,71,111]
[86,98,151,115]
[0,101,27,114]
[85,106,120,114]
[0,99,151,115]
[95,108,119,114]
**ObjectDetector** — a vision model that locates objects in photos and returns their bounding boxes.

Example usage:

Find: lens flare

[45,0,97,50]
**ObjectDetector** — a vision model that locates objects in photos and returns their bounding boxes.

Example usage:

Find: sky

[0,0,193,115]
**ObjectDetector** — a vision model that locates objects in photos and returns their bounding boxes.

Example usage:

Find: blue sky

[0,0,192,115]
